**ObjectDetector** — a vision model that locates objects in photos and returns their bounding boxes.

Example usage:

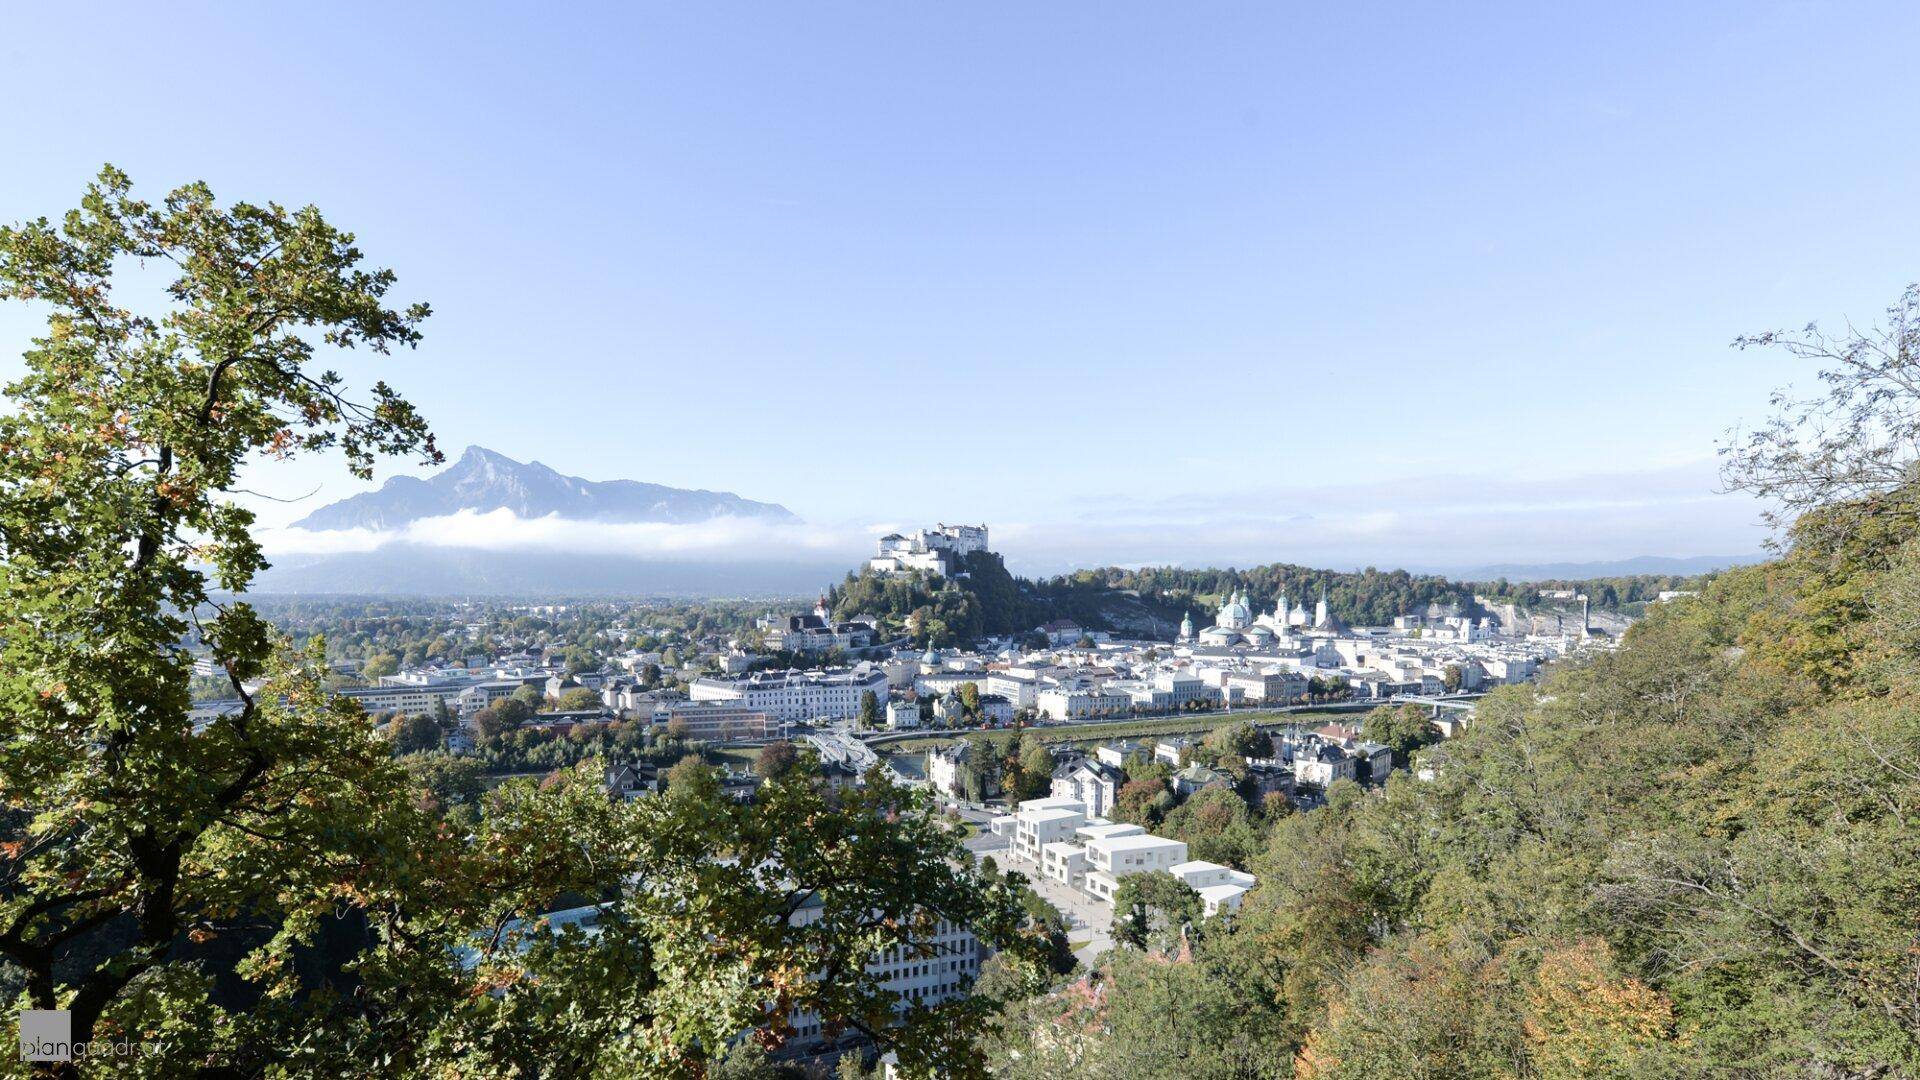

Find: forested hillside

[985,287,1920,1077]
[830,553,1708,646]
[986,481,1920,1076]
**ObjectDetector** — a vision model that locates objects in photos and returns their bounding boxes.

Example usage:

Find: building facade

[689,669,889,723]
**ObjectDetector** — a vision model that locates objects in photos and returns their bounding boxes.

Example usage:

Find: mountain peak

[291,449,795,531]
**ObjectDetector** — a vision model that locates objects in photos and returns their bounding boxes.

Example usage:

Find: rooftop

[1088,833,1186,854]
[1077,822,1147,841]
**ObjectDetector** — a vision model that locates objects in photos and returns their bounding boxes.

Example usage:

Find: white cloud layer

[257,461,1773,575]
[262,510,874,562]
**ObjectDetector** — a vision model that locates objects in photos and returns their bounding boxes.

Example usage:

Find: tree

[385,712,443,755]
[455,763,1047,1076]
[472,706,509,744]
[957,682,981,720]
[0,166,440,1064]
[494,696,534,726]
[1114,778,1172,826]
[1124,752,1170,785]
[403,753,486,814]
[664,716,692,743]
[1723,282,1920,538]
[1442,664,1464,693]
[556,686,601,712]
[0,171,1045,1078]
[363,653,401,679]
[857,689,881,730]
[1159,786,1263,869]
[664,754,722,803]
[1296,937,1521,1079]
[1361,703,1437,768]
[1065,949,1292,1079]
[510,683,545,710]
[1205,720,1268,763]
[1111,871,1203,953]
[1015,736,1057,801]
[756,739,800,781]
[1523,939,1677,1080]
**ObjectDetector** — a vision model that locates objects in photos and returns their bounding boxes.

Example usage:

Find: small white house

[886,699,922,730]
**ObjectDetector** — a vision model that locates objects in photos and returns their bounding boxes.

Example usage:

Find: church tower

[1178,611,1195,642]
[1314,582,1330,629]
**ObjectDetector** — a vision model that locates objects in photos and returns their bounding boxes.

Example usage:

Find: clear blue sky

[5,2,1919,572]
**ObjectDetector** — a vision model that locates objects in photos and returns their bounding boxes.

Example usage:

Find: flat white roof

[1169,859,1228,876]
[1090,833,1186,855]
[1077,823,1146,841]
[1197,883,1251,902]
[1019,796,1086,813]
[1023,807,1085,824]
[1042,840,1086,857]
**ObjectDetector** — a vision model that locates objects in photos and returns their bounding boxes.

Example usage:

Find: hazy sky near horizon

[6,2,1920,572]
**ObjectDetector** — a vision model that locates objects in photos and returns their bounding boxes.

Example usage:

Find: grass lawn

[707,746,762,768]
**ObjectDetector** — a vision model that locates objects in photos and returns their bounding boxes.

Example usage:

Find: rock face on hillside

[292,446,794,531]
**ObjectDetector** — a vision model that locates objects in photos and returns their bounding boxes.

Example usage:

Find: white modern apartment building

[999,796,1256,913]
[1082,832,1191,902]
[688,668,888,723]
[1168,860,1259,915]
[1042,821,1143,888]
[1009,796,1090,864]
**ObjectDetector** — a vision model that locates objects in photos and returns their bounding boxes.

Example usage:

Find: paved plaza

[1005,851,1113,966]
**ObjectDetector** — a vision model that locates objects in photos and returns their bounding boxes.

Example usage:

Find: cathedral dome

[1216,590,1253,630]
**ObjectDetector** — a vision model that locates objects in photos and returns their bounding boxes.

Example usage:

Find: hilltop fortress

[867,523,991,576]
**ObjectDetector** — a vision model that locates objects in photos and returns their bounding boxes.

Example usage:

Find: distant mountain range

[292,445,794,531]
[1441,554,1763,582]
[252,447,819,596]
